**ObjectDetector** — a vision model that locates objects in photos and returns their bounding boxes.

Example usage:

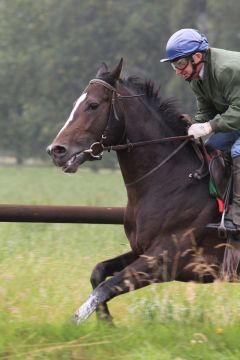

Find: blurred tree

[0,0,239,167]
[0,0,53,162]
[205,0,240,48]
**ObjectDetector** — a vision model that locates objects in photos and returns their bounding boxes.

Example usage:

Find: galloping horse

[47,59,231,323]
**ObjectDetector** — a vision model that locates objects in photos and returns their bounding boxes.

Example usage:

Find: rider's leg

[205,131,240,233]
[205,131,240,152]
[229,138,240,229]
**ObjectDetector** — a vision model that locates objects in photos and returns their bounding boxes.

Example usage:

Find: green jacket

[190,47,240,132]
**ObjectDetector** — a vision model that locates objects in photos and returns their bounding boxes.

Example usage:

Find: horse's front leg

[90,251,139,322]
[74,252,170,324]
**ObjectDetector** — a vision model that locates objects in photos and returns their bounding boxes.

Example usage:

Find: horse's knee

[90,262,107,288]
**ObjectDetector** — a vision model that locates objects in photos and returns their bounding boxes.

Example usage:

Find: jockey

[160,28,240,234]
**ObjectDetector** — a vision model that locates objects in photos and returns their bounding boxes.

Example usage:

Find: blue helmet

[160,28,209,62]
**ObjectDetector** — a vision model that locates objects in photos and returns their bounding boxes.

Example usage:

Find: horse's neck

[116,100,182,187]
[117,142,189,189]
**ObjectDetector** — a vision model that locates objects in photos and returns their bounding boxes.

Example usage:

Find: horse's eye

[87,103,99,111]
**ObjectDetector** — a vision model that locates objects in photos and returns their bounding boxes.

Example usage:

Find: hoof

[73,294,98,325]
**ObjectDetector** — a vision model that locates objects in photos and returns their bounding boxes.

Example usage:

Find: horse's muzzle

[47,143,90,172]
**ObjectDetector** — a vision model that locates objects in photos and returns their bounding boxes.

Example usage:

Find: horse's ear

[110,58,123,80]
[96,62,109,77]
[180,113,193,125]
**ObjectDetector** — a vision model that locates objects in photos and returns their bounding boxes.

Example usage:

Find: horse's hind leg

[90,251,139,322]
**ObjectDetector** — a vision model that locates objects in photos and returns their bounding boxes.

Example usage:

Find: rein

[83,78,208,186]
[103,135,193,152]
[85,134,193,159]
[125,138,190,187]
[85,78,193,154]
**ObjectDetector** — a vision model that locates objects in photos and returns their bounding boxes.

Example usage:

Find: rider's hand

[188,122,212,139]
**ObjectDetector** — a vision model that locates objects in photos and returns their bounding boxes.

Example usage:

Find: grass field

[0,166,240,359]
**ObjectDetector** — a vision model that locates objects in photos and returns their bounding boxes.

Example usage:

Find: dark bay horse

[47,59,231,323]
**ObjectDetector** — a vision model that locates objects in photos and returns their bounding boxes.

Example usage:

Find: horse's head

[47,59,124,172]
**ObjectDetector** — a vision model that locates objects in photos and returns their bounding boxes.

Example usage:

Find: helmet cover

[160,28,209,62]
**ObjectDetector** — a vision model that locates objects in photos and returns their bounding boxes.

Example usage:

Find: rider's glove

[188,122,212,139]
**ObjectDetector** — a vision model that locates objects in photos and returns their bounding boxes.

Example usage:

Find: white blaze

[57,92,87,136]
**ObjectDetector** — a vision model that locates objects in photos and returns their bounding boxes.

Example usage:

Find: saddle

[195,147,233,239]
[191,140,232,204]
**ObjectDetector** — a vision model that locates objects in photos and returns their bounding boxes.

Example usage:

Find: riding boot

[229,156,240,229]
[207,156,240,236]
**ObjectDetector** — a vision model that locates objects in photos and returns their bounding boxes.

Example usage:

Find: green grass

[0,166,240,359]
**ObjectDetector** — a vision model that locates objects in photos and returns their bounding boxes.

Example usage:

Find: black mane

[122,76,189,135]
[99,72,189,136]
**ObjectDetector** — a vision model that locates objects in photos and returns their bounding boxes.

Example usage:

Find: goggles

[171,57,191,71]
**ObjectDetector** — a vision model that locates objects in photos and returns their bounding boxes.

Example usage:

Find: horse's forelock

[97,72,116,87]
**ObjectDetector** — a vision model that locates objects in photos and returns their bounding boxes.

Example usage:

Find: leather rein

[83,78,208,187]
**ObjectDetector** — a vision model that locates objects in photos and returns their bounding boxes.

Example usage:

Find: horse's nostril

[46,145,52,155]
[47,144,67,157]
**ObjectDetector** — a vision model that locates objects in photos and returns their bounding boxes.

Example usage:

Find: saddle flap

[209,154,231,200]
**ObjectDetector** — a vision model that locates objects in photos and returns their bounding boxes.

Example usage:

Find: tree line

[0,0,239,167]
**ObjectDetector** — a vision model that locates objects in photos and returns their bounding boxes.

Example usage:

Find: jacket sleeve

[209,67,240,132]
[193,93,218,123]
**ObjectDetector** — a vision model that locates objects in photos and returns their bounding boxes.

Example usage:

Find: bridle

[83,78,146,159]
[83,78,208,186]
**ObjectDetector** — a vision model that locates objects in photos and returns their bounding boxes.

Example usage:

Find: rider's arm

[209,67,240,132]
[192,91,218,124]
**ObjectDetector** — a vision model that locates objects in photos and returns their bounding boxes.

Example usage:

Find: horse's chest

[124,218,142,254]
[124,209,157,254]
[126,190,170,248]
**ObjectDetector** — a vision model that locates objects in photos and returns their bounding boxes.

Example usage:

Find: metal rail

[0,204,125,224]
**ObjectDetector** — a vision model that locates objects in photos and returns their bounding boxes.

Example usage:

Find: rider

[160,28,240,234]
